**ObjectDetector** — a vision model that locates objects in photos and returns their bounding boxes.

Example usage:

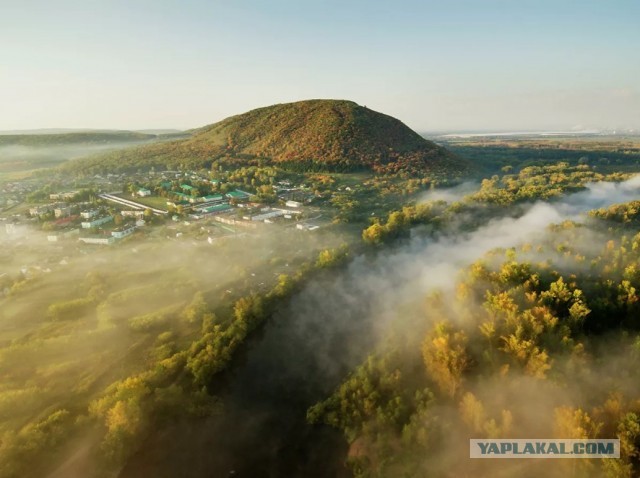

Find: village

[0,168,332,293]
[1,167,325,242]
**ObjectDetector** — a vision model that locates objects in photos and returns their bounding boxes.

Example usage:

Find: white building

[49,191,79,200]
[29,205,53,216]
[81,210,99,219]
[54,206,72,218]
[250,210,286,222]
[79,236,115,245]
[121,210,145,218]
[111,225,136,239]
[47,228,80,242]
[81,216,113,229]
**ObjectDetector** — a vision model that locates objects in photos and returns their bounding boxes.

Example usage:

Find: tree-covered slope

[62,100,469,176]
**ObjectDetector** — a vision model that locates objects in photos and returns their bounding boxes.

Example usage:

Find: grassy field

[115,193,169,210]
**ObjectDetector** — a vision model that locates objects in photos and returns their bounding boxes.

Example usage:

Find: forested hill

[61,100,470,176]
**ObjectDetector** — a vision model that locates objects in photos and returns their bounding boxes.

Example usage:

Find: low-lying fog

[120,175,640,477]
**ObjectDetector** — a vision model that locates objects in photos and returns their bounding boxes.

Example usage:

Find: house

[54,206,72,218]
[250,210,286,222]
[79,236,115,245]
[138,188,152,197]
[81,216,113,229]
[171,190,198,204]
[121,210,145,218]
[172,191,192,201]
[47,228,79,242]
[81,209,99,219]
[49,191,79,201]
[226,190,251,200]
[191,203,233,218]
[29,205,53,216]
[111,225,136,239]
[201,194,225,203]
[213,216,259,229]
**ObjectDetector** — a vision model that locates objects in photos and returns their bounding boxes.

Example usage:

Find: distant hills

[0,131,155,147]
[0,130,186,146]
[61,100,469,176]
[0,131,188,174]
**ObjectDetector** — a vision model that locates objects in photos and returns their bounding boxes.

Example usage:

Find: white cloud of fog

[251,176,640,477]
[560,174,640,213]
[418,181,479,203]
[405,176,639,295]
[116,175,640,477]
[282,174,640,366]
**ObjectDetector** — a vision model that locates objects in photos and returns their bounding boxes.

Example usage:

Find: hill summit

[65,100,468,176]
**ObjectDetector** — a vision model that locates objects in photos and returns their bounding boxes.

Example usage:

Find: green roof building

[202,204,232,214]
[203,195,224,201]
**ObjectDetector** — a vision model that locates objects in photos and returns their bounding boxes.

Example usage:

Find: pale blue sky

[1,0,638,131]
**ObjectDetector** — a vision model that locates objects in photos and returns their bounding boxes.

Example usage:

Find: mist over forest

[2,109,640,478]
[3,0,640,475]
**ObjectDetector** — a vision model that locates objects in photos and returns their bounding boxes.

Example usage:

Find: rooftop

[201,204,233,214]
[226,190,251,199]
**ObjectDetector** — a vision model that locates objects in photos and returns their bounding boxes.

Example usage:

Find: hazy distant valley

[0,131,187,177]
